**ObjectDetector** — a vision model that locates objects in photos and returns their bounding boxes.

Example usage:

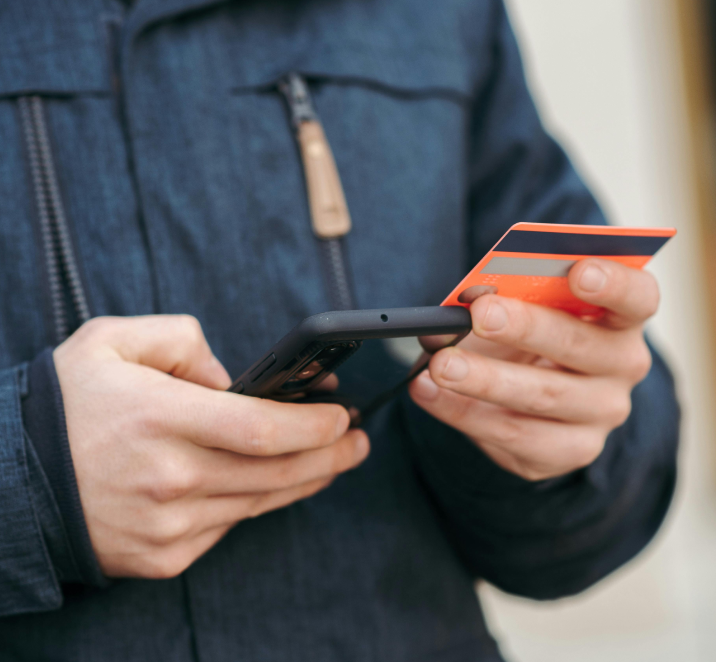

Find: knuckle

[515,463,550,482]
[147,511,193,547]
[142,551,192,579]
[498,451,552,482]
[273,457,301,489]
[131,404,169,441]
[574,432,606,469]
[609,393,632,428]
[560,325,592,365]
[492,412,526,447]
[178,314,204,344]
[145,480,185,506]
[312,410,343,447]
[244,494,266,520]
[511,303,534,344]
[144,462,199,504]
[471,362,499,402]
[75,316,115,343]
[331,439,357,475]
[525,381,565,417]
[626,343,652,382]
[472,381,495,404]
[173,464,201,494]
[333,408,351,439]
[240,412,277,456]
[452,395,477,425]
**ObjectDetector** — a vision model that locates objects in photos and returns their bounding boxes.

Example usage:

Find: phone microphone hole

[380,314,388,322]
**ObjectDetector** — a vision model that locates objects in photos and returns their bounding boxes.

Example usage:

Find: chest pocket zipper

[18,96,91,344]
[278,73,357,311]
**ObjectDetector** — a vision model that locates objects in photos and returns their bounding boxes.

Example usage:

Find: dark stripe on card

[496,230,670,256]
[480,257,576,277]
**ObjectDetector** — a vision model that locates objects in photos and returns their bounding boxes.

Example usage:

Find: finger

[152,375,352,455]
[568,258,660,329]
[311,373,339,391]
[456,328,534,363]
[136,525,231,579]
[78,315,231,389]
[409,376,607,480]
[457,284,498,304]
[468,293,650,377]
[243,475,337,518]
[425,347,631,425]
[418,334,459,354]
[186,429,369,495]
[191,476,338,531]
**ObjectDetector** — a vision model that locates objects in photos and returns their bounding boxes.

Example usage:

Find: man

[0,0,679,660]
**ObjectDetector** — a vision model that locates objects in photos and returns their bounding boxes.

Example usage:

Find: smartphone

[228,306,472,423]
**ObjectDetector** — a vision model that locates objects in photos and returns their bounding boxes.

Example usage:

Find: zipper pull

[278,73,352,240]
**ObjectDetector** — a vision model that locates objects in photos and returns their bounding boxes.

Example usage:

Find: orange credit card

[441,222,676,317]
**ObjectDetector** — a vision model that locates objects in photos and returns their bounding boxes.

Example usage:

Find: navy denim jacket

[0,1,679,660]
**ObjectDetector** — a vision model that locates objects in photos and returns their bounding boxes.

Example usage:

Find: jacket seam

[232,74,471,107]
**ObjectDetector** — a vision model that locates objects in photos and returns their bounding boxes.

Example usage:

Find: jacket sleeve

[405,1,680,599]
[0,363,63,616]
[404,347,679,598]
[0,354,106,618]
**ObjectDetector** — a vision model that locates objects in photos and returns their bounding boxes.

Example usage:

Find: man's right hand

[53,315,369,579]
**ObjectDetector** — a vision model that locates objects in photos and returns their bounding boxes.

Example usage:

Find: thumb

[86,315,231,390]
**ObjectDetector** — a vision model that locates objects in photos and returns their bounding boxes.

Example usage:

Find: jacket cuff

[0,364,62,616]
[21,348,107,589]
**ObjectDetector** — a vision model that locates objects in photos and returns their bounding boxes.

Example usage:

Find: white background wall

[478,1,716,660]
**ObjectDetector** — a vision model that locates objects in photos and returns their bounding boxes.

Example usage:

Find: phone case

[228,306,472,399]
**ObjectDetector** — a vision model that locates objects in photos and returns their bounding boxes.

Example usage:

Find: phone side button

[249,353,277,382]
[234,382,245,394]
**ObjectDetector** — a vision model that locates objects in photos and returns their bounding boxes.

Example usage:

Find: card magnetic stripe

[495,230,670,256]
[480,256,576,277]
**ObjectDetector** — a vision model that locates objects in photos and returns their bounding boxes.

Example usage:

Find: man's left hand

[409,258,658,481]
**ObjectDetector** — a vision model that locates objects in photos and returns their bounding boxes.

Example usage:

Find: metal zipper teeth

[19,96,69,343]
[19,96,91,342]
[320,238,354,311]
[278,73,357,311]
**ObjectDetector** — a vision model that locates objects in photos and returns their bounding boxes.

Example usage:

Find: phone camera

[295,361,322,379]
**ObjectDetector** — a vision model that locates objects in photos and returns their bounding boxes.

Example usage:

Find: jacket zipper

[19,96,91,344]
[278,73,357,311]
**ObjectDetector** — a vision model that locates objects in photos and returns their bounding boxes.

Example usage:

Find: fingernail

[479,301,507,332]
[412,372,439,401]
[440,351,469,382]
[579,265,607,292]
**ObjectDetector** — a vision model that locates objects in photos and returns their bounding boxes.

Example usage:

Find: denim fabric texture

[0,0,679,660]
[22,348,108,588]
